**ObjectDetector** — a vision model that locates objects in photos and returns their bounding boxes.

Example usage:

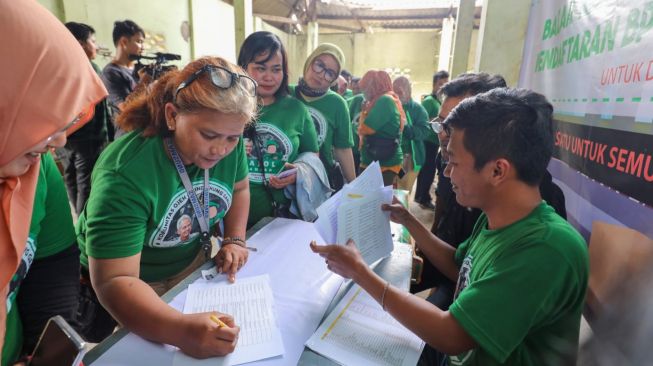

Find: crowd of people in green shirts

[2,3,598,365]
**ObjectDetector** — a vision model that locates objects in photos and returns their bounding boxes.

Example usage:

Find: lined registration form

[175,274,284,365]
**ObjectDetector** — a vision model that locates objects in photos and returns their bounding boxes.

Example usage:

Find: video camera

[130,52,181,81]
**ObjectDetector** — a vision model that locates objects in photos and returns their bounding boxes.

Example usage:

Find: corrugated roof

[227,0,481,34]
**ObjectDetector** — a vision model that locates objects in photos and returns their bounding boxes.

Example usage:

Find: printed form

[175,274,284,365]
[306,283,424,366]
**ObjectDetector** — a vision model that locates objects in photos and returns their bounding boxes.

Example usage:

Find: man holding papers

[312,88,589,365]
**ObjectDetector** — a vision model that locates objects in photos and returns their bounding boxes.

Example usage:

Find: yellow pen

[210,314,230,328]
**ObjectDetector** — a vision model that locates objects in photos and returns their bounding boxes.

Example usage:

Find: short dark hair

[341,69,352,79]
[440,72,507,99]
[433,70,449,84]
[447,88,554,186]
[65,22,95,42]
[237,31,289,98]
[112,20,144,46]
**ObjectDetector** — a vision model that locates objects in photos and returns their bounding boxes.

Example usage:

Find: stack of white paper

[315,162,394,265]
[175,275,284,365]
[305,283,425,366]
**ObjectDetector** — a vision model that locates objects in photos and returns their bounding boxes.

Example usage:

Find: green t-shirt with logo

[78,131,248,282]
[402,99,430,172]
[421,95,441,145]
[246,95,318,227]
[347,94,364,155]
[360,95,403,169]
[3,153,76,366]
[290,86,353,170]
[448,202,588,365]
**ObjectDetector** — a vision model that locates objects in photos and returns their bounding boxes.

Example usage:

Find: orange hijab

[357,70,406,138]
[0,0,107,293]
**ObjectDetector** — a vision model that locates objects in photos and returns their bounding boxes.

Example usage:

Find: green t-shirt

[290,86,353,170]
[78,131,248,282]
[343,89,354,99]
[3,154,76,365]
[360,95,403,168]
[421,95,441,145]
[347,94,364,155]
[448,202,589,365]
[246,95,318,227]
[402,99,430,171]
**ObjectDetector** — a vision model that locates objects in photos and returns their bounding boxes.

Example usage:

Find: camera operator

[101,20,144,139]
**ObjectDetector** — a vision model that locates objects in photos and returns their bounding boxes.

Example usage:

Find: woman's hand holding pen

[177,312,239,359]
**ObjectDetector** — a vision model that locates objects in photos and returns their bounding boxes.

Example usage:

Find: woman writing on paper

[77,57,257,357]
[237,31,319,227]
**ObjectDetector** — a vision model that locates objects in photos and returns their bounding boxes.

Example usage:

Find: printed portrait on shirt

[148,180,232,248]
[307,107,328,147]
[246,122,293,183]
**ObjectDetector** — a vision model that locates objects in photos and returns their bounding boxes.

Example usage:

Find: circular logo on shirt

[307,107,327,147]
[7,238,36,311]
[352,112,361,132]
[246,122,293,184]
[148,180,232,248]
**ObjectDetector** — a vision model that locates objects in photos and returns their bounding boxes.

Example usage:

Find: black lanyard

[165,138,212,259]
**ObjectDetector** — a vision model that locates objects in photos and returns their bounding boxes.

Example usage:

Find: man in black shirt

[63,22,112,214]
[102,19,144,138]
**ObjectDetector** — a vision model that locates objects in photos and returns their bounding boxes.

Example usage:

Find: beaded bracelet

[222,236,246,248]
[221,236,258,251]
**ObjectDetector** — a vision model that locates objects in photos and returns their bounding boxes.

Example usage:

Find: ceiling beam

[381,24,480,30]
[317,21,363,32]
[319,14,480,21]
[255,13,299,24]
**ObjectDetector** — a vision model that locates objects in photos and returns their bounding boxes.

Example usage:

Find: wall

[321,31,440,97]
[48,0,191,68]
[39,0,65,20]
[466,29,479,73]
[474,0,530,86]
[192,0,236,62]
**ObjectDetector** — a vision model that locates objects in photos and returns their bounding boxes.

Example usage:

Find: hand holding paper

[381,196,414,227]
[310,239,368,281]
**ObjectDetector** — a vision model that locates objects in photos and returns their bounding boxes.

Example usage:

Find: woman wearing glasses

[76,57,256,357]
[291,44,356,190]
[237,31,319,228]
[358,70,406,186]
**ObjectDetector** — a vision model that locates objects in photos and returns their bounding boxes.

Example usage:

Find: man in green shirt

[312,88,589,365]
[415,70,449,209]
[393,76,430,193]
[347,93,364,175]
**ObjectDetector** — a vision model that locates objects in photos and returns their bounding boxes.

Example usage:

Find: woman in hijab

[0,0,107,362]
[291,44,356,190]
[358,70,406,186]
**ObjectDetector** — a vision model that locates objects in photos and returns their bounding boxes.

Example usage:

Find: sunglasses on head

[174,64,258,102]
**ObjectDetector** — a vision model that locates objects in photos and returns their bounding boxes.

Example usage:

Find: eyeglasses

[311,59,338,83]
[45,114,82,144]
[429,116,451,136]
[174,65,258,102]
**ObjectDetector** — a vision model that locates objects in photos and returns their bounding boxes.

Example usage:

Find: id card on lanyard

[165,138,212,259]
